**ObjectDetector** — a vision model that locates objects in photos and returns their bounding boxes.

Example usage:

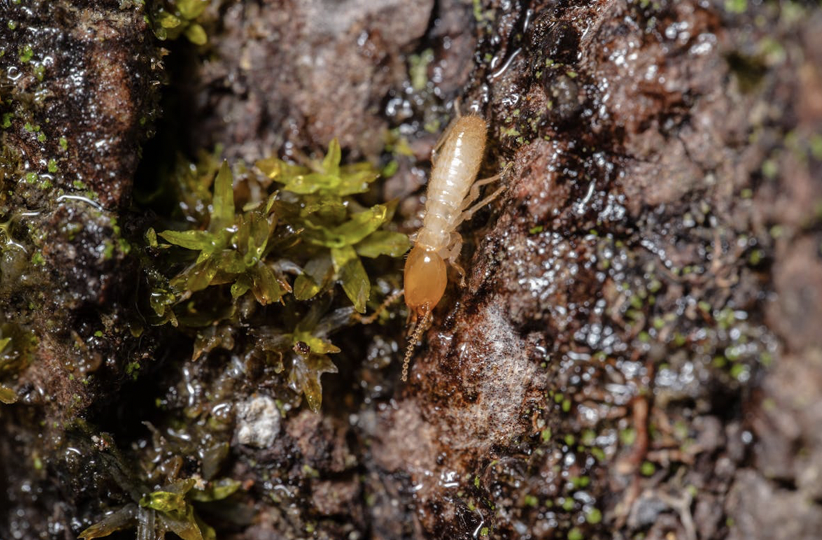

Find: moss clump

[149,0,210,45]
[142,139,408,411]
[79,469,240,540]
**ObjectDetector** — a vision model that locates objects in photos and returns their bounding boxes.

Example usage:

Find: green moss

[144,140,408,410]
[409,48,434,91]
[149,0,209,45]
[18,44,33,63]
[725,0,747,14]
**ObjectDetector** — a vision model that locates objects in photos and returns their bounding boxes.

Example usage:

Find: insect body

[401,114,505,381]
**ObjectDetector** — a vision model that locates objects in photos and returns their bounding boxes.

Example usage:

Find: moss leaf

[158,505,210,540]
[308,205,388,248]
[281,172,341,195]
[289,354,338,413]
[79,504,139,540]
[355,231,410,258]
[184,23,207,46]
[177,0,208,20]
[331,246,369,313]
[158,229,215,251]
[336,165,380,195]
[294,254,334,301]
[321,138,342,176]
[209,161,234,234]
[192,326,235,361]
[250,262,283,305]
[0,385,17,404]
[176,257,219,292]
[189,478,242,502]
[139,491,188,515]
[157,12,182,29]
[332,204,388,245]
[230,274,252,298]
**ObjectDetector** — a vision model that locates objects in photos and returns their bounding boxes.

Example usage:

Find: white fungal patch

[236,395,280,448]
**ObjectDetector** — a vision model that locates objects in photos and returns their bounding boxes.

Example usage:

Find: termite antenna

[353,289,404,325]
[402,309,432,382]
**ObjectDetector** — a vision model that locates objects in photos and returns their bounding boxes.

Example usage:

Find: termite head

[404,245,447,318]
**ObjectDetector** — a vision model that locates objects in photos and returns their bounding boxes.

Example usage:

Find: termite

[401,111,507,381]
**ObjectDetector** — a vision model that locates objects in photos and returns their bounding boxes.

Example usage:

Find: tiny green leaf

[336,166,379,195]
[294,254,334,301]
[355,231,410,258]
[250,262,283,305]
[177,0,208,19]
[0,385,17,404]
[230,274,252,298]
[309,205,388,248]
[78,504,138,540]
[189,478,242,502]
[158,229,215,251]
[180,258,219,292]
[331,246,369,313]
[281,172,340,194]
[321,138,341,176]
[209,161,234,234]
[289,353,338,413]
[184,23,207,45]
[157,12,182,29]
[331,205,388,245]
[139,490,188,514]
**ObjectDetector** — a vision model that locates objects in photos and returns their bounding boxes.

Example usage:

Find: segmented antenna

[353,289,404,325]
[402,309,432,382]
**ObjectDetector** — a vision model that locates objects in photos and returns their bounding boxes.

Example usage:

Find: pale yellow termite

[401,112,506,381]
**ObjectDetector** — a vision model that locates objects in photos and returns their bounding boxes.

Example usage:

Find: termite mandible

[400,109,507,381]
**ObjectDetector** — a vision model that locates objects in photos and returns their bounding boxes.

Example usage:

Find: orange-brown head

[403,245,447,318]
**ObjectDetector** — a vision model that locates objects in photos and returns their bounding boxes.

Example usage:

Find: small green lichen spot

[725,0,747,13]
[586,507,603,524]
[47,159,58,173]
[568,527,584,540]
[19,44,33,63]
[59,137,68,150]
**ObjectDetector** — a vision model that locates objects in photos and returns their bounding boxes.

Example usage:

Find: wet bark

[1,0,821,539]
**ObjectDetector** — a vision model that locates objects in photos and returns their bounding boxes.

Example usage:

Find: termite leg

[402,309,432,382]
[353,289,404,325]
[443,232,466,286]
[454,176,506,229]
[461,182,506,222]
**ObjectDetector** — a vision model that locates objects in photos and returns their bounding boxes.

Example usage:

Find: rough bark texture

[1,0,821,539]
